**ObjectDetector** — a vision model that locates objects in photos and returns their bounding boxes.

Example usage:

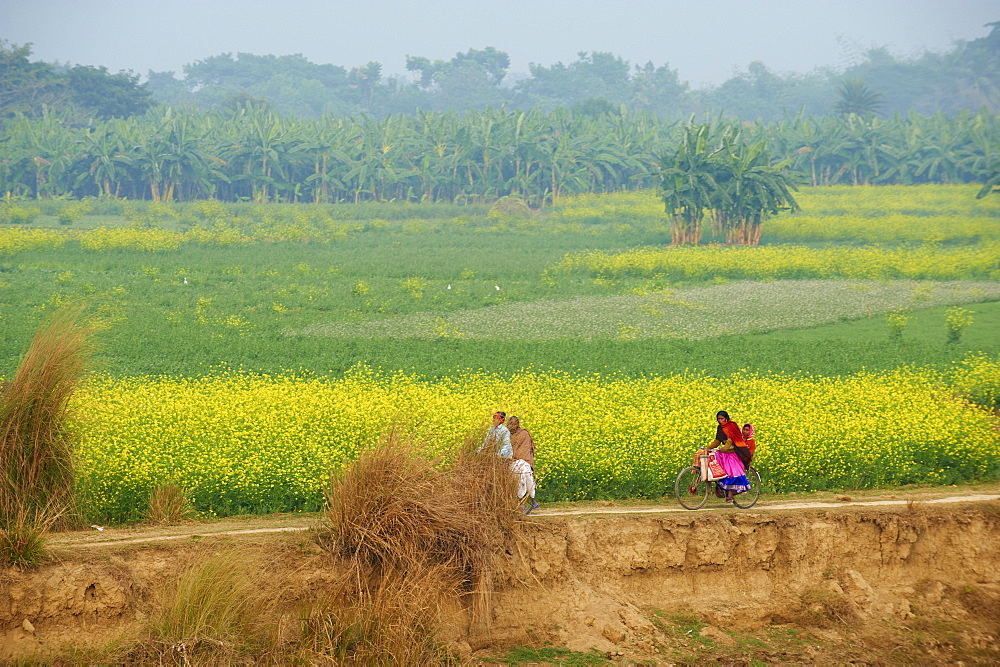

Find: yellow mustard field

[0,227,69,253]
[72,360,1000,522]
[3,185,996,255]
[549,184,1000,244]
[548,244,1000,281]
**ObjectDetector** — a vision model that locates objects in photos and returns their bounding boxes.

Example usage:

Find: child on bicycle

[740,423,756,464]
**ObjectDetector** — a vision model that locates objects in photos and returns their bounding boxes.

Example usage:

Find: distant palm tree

[833,79,885,117]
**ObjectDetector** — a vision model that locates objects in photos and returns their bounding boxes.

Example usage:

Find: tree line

[136,23,1000,121]
[2,21,998,124]
[1,105,996,205]
[0,42,154,122]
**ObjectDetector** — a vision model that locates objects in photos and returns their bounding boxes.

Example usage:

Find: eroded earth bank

[3,501,1000,663]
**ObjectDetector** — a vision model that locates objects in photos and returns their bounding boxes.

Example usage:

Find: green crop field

[1,184,998,520]
[1,184,998,379]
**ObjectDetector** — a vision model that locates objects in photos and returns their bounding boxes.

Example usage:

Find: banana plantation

[0,105,997,205]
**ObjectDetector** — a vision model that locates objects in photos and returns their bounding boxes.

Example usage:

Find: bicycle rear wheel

[733,465,761,509]
[674,466,709,510]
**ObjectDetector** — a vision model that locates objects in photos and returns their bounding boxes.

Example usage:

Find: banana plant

[716,134,799,245]
[659,122,729,245]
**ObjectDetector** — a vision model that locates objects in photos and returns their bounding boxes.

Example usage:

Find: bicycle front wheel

[675,466,709,510]
[733,465,761,509]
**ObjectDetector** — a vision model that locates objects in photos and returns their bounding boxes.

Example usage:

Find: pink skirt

[715,451,746,478]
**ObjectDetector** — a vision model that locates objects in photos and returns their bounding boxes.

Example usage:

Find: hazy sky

[3,0,997,87]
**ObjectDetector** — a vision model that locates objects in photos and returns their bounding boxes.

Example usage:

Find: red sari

[715,420,749,491]
[720,420,746,448]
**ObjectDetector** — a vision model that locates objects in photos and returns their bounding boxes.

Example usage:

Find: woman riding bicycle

[677,412,761,510]
[707,410,751,503]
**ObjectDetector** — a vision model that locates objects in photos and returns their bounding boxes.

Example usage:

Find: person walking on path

[508,415,539,513]
[479,411,512,458]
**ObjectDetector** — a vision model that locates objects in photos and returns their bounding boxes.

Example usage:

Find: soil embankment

[3,489,999,663]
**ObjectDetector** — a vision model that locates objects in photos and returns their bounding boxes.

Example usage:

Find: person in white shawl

[508,415,539,514]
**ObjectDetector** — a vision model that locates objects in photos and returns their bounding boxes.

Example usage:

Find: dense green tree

[147,52,362,117]
[74,118,130,197]
[129,25,1000,120]
[0,93,995,202]
[935,22,1000,112]
[406,47,510,89]
[347,62,382,111]
[570,98,620,118]
[840,42,1000,116]
[183,52,348,90]
[660,122,799,245]
[629,61,692,117]
[66,65,153,119]
[143,70,191,107]
[0,41,65,120]
[700,61,836,122]
[713,131,799,245]
[659,122,728,245]
[405,47,511,110]
[514,52,631,110]
[371,75,436,116]
[2,111,82,198]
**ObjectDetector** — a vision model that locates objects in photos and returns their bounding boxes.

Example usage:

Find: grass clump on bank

[129,548,280,664]
[310,429,521,662]
[0,305,96,566]
[143,482,197,526]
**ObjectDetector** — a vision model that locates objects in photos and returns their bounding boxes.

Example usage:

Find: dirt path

[48,482,1000,549]
[538,492,1000,516]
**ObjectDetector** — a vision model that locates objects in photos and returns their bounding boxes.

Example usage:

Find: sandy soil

[3,481,1000,664]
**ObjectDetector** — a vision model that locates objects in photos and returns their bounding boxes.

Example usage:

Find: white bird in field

[447,284,451,289]
[494,285,500,290]
[183,277,189,285]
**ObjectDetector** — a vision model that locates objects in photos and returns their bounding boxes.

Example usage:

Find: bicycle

[674,460,761,510]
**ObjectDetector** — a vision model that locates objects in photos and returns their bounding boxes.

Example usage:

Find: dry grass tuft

[0,507,49,568]
[488,195,535,219]
[315,427,522,662]
[444,435,523,618]
[145,482,197,525]
[134,548,280,663]
[0,304,97,565]
[321,428,519,586]
[322,429,444,567]
[798,588,858,627]
[906,499,925,512]
[299,562,456,664]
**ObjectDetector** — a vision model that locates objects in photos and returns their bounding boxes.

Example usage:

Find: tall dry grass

[0,304,97,566]
[144,482,197,525]
[135,548,281,664]
[314,428,522,662]
[299,562,456,664]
